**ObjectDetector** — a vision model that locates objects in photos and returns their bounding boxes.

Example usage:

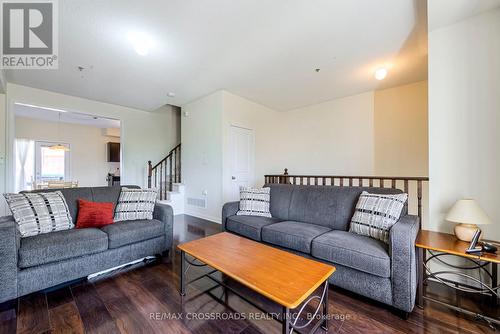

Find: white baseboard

[184,210,221,224]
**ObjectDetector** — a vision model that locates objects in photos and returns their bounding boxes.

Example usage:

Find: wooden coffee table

[177,232,336,333]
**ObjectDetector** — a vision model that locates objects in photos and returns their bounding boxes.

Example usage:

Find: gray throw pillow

[236,187,271,217]
[114,188,157,222]
[4,191,74,237]
[349,191,408,243]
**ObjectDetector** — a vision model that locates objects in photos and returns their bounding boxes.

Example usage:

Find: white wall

[374,81,428,177]
[1,84,180,215]
[15,117,120,187]
[181,91,224,222]
[428,7,500,240]
[278,92,375,176]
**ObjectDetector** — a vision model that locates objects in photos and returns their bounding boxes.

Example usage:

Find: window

[35,141,70,182]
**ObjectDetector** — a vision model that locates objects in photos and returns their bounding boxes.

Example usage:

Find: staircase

[148,143,184,215]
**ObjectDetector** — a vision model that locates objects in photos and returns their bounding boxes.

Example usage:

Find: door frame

[227,124,255,202]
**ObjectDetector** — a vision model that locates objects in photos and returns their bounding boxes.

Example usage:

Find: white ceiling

[14,103,121,129]
[5,0,428,112]
[429,0,500,31]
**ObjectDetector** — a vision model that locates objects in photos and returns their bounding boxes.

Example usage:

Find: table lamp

[445,199,492,242]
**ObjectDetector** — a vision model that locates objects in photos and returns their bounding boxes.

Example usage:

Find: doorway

[34,141,71,184]
[228,125,255,201]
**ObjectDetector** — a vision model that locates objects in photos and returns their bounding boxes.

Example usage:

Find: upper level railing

[265,168,429,224]
[148,143,181,200]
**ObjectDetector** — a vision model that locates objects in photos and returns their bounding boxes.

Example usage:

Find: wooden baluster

[340,178,344,186]
[417,180,423,226]
[349,178,353,187]
[159,162,163,200]
[169,155,173,192]
[369,178,373,187]
[147,161,152,188]
[380,179,384,187]
[392,179,397,189]
[173,148,177,184]
[330,177,334,186]
[178,145,182,183]
[404,180,409,194]
[358,178,363,187]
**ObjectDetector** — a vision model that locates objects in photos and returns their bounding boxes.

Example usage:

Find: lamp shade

[445,199,492,225]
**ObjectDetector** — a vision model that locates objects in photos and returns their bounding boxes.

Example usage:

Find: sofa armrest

[222,201,239,230]
[389,214,419,312]
[0,215,19,303]
[153,203,174,250]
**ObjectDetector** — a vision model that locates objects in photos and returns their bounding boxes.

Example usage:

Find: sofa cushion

[226,215,282,241]
[24,187,93,223]
[114,188,157,222]
[236,187,271,217]
[267,184,295,220]
[76,199,115,229]
[262,221,331,254]
[311,230,391,278]
[349,191,408,243]
[19,228,108,269]
[90,186,123,210]
[4,191,74,238]
[101,219,165,249]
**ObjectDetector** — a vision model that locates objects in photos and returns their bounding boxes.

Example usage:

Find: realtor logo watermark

[1,0,58,69]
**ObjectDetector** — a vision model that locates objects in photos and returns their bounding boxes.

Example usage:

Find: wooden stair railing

[265,168,429,226]
[147,143,181,200]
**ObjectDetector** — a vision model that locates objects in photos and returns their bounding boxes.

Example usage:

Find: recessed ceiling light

[167,92,176,97]
[128,31,154,56]
[375,67,388,80]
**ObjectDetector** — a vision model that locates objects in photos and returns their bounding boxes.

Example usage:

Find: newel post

[147,161,152,188]
[280,168,289,184]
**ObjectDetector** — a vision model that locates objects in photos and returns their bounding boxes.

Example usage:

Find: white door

[229,125,254,201]
[35,141,71,184]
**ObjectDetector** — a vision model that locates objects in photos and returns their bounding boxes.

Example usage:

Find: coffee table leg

[180,250,186,296]
[282,307,291,334]
[322,280,329,331]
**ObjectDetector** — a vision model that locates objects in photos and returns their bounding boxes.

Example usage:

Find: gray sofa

[0,186,173,304]
[222,184,419,314]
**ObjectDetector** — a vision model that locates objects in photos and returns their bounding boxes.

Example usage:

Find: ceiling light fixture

[374,67,388,80]
[128,31,154,56]
[15,102,68,113]
[167,92,176,97]
[49,112,70,152]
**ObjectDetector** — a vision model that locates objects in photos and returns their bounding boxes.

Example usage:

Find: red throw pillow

[76,199,114,228]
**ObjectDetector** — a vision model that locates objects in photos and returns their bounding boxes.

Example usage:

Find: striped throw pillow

[114,188,157,222]
[349,191,408,243]
[236,187,271,217]
[4,191,74,238]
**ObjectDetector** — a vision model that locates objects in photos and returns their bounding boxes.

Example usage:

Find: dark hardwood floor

[1,214,497,334]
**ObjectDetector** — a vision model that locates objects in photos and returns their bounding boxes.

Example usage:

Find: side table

[416,230,499,327]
